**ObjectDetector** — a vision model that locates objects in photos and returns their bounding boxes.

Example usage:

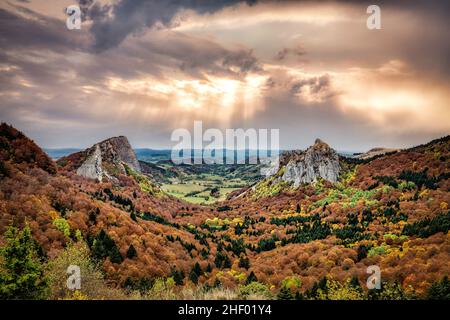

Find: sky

[0,0,449,151]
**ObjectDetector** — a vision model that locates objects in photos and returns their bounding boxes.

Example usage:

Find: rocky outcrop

[280,139,340,186]
[73,136,141,181]
[76,144,104,181]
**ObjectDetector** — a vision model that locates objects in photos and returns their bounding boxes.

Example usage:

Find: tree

[277,286,294,300]
[210,187,220,198]
[246,271,258,285]
[0,225,48,299]
[349,276,362,291]
[192,262,202,277]
[427,276,450,300]
[189,270,199,284]
[238,256,250,269]
[189,262,202,284]
[357,244,369,262]
[91,230,123,264]
[170,269,184,286]
[45,242,123,299]
[126,244,137,259]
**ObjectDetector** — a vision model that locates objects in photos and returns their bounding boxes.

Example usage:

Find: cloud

[0,0,449,150]
[275,45,306,61]
[79,0,258,51]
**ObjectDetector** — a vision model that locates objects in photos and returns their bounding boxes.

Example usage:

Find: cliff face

[280,139,340,186]
[73,136,141,182]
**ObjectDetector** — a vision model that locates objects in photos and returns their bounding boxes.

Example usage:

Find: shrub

[46,242,124,299]
[53,218,71,238]
[239,282,273,300]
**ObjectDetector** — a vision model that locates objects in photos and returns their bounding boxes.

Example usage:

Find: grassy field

[161,173,248,205]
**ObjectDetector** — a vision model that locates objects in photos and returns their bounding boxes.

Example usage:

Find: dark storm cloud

[79,0,257,52]
[0,8,88,53]
[0,0,448,150]
[131,31,261,79]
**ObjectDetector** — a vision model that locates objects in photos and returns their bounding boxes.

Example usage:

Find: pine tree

[171,269,184,286]
[0,225,48,299]
[238,256,250,269]
[246,271,258,284]
[192,262,202,277]
[277,286,294,300]
[223,255,231,268]
[109,246,123,264]
[349,276,362,291]
[189,269,199,284]
[126,244,137,259]
[92,229,123,264]
[427,276,450,300]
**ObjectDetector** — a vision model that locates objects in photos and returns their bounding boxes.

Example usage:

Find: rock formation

[280,139,340,186]
[73,136,141,182]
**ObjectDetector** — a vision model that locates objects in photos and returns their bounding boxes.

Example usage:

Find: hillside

[0,124,449,299]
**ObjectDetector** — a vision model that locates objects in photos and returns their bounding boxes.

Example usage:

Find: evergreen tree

[0,225,48,299]
[277,286,294,300]
[189,269,199,284]
[238,256,250,269]
[294,291,305,300]
[349,276,362,292]
[222,254,231,268]
[427,276,450,300]
[126,244,137,259]
[92,229,123,264]
[192,262,202,277]
[246,271,258,284]
[170,269,184,286]
[109,246,123,264]
[357,244,369,262]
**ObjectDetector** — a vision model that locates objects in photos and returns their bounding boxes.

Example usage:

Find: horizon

[42,133,449,157]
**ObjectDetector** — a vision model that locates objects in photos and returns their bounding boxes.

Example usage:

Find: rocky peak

[73,136,141,182]
[280,138,340,186]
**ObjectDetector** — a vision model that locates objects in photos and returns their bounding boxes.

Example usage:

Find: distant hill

[354,147,400,160]
[44,148,82,160]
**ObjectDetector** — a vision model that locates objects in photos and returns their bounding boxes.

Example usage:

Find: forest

[0,123,449,300]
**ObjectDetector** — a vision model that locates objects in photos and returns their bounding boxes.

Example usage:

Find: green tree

[192,262,202,277]
[0,225,48,299]
[126,244,137,259]
[189,269,199,284]
[92,230,123,264]
[170,269,184,286]
[427,276,450,300]
[277,286,294,300]
[245,271,258,285]
[238,256,250,269]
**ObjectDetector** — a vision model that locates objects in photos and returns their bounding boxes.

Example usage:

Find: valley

[1,123,449,300]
